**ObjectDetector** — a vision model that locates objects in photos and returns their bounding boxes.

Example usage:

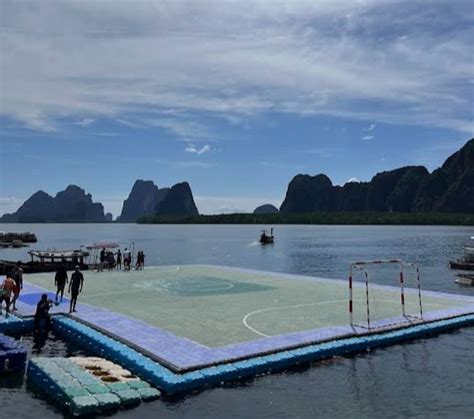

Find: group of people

[99,248,144,271]
[0,262,85,336]
[0,261,23,317]
[34,265,85,334]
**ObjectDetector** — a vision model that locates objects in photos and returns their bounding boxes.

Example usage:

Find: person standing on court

[99,247,106,272]
[68,265,84,313]
[135,251,142,270]
[54,264,68,303]
[124,248,131,271]
[116,249,122,270]
[10,261,23,311]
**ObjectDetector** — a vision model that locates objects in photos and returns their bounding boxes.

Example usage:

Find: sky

[0,0,473,217]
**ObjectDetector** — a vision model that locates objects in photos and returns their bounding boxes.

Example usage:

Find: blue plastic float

[0,333,27,373]
[27,357,160,416]
[52,313,474,395]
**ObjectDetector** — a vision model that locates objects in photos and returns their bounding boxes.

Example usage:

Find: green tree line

[138,212,474,225]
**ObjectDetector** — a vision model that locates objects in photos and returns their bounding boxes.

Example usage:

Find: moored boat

[449,246,474,271]
[0,249,90,274]
[455,272,474,286]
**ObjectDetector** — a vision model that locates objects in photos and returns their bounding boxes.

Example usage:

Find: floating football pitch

[18,265,474,371]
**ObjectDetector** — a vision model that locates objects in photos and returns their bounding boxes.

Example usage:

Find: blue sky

[1,0,473,216]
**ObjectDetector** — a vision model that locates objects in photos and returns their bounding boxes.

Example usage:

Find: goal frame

[349,259,423,330]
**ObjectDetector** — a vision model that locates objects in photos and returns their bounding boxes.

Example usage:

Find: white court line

[242,299,348,338]
[242,299,450,338]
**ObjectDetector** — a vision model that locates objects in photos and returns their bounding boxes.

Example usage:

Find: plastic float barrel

[0,333,27,372]
[136,386,161,401]
[93,392,121,410]
[28,357,161,414]
[70,395,100,416]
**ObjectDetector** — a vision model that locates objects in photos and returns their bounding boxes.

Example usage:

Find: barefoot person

[54,264,68,303]
[0,273,16,317]
[11,261,23,311]
[123,248,131,271]
[68,266,84,313]
[116,249,122,270]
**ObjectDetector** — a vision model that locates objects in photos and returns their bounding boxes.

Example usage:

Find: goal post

[349,259,423,330]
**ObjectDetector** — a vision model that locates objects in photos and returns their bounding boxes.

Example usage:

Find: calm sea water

[1,224,473,418]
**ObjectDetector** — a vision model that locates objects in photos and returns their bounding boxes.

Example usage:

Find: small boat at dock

[0,249,90,274]
[449,246,474,271]
[455,272,474,286]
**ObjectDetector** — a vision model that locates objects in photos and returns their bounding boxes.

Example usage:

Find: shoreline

[137,212,474,226]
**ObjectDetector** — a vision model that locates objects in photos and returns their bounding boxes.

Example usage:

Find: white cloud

[362,135,374,140]
[75,118,95,126]
[0,196,24,215]
[367,123,376,131]
[185,144,211,155]
[345,177,360,184]
[1,1,473,134]
[197,144,210,155]
[195,195,281,214]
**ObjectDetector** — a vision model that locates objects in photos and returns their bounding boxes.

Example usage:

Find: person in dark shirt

[54,264,68,303]
[11,261,23,311]
[99,247,106,272]
[34,293,52,333]
[68,266,84,313]
[135,251,142,270]
[116,249,122,270]
[124,248,131,271]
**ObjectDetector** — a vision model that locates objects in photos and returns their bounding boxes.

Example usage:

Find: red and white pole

[349,264,353,326]
[364,268,370,329]
[415,265,423,318]
[399,263,406,317]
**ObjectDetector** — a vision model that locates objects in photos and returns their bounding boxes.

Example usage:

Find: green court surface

[24,266,468,347]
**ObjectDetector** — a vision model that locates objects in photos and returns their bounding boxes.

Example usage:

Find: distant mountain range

[0,185,112,223]
[279,138,473,213]
[1,139,472,223]
[1,181,199,223]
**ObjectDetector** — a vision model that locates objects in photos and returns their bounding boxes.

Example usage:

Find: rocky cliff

[413,138,474,212]
[117,180,199,221]
[253,204,279,214]
[155,182,199,216]
[117,180,169,222]
[280,138,473,213]
[1,185,107,222]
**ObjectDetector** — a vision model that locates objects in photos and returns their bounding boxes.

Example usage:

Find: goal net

[349,259,423,330]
